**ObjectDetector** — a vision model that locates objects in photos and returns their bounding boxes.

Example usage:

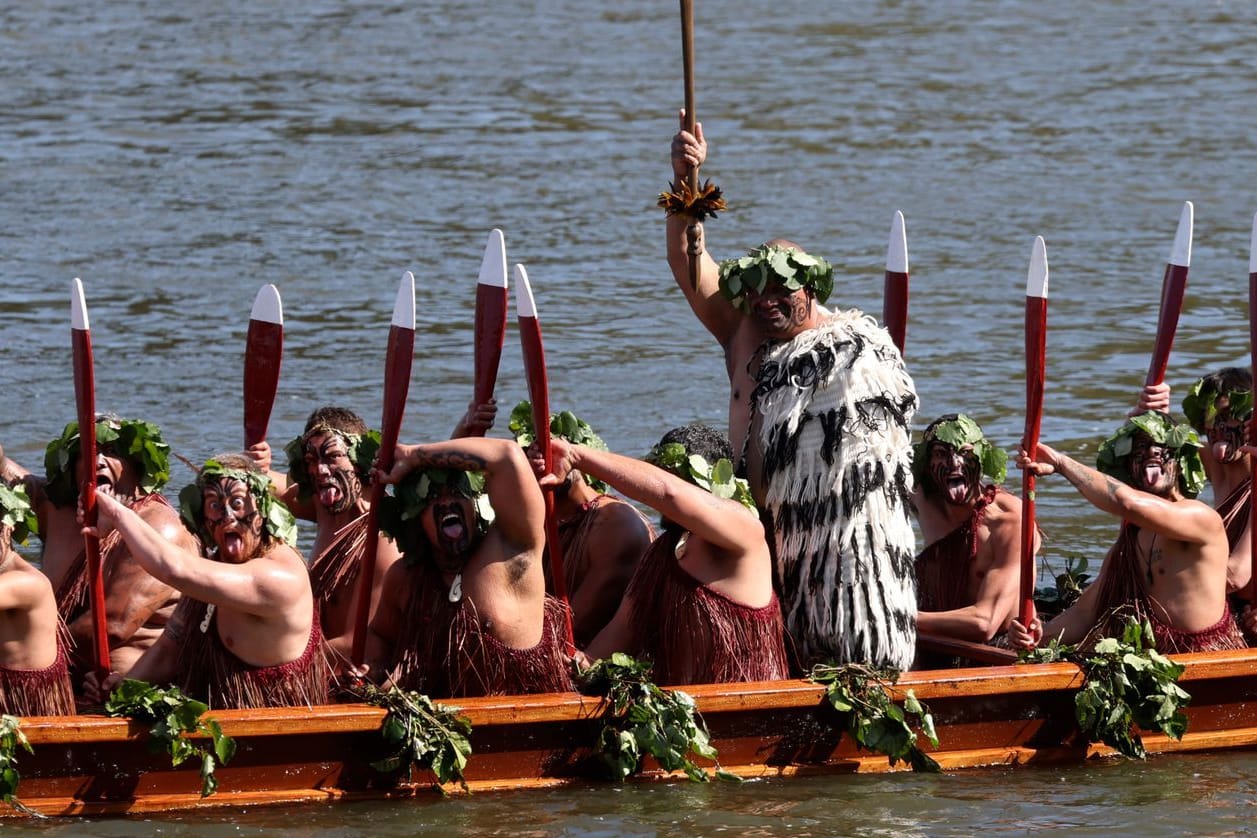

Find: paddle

[679,0,702,289]
[1019,237,1049,628]
[70,278,111,678]
[1249,212,1257,602]
[472,229,508,429]
[514,264,576,656]
[243,284,283,448]
[883,210,909,355]
[1144,201,1194,388]
[349,272,416,668]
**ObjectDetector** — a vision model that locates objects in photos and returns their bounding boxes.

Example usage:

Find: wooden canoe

[8,646,1257,817]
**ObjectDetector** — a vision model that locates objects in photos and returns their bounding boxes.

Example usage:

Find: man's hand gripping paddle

[883,210,910,356]
[1019,238,1049,628]
[71,278,111,678]
[472,229,508,431]
[243,284,283,449]
[515,265,576,656]
[350,273,416,668]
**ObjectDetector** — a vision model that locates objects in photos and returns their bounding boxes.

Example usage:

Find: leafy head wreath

[0,483,39,546]
[508,401,610,493]
[43,416,171,508]
[644,441,756,512]
[912,414,1008,488]
[378,468,496,565]
[1095,411,1206,498]
[1181,370,1254,435]
[282,423,382,500]
[717,243,834,312]
[178,459,298,550]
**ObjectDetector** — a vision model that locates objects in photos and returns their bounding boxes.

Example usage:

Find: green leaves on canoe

[0,715,36,816]
[352,683,472,792]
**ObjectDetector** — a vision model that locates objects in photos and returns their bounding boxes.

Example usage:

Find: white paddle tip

[249,284,283,325]
[71,277,90,330]
[478,229,508,289]
[1249,212,1257,274]
[886,210,908,273]
[392,271,416,329]
[1026,237,1049,299]
[1170,201,1193,267]
[513,264,537,318]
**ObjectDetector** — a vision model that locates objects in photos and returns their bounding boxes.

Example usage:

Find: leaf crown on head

[717,243,834,311]
[508,401,609,493]
[912,414,1007,487]
[44,416,171,508]
[1181,376,1254,434]
[378,468,496,564]
[282,424,382,500]
[1095,411,1205,498]
[644,442,756,512]
[0,483,39,546]
[178,459,297,549]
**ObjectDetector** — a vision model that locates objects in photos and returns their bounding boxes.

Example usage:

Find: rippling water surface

[3,1,1257,833]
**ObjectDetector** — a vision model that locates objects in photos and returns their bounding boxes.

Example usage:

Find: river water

[2,0,1257,834]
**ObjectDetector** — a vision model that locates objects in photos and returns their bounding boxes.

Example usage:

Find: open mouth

[317,481,342,508]
[1139,460,1165,488]
[440,512,467,542]
[944,475,970,504]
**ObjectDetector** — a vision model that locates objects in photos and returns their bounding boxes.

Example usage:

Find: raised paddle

[514,264,576,656]
[883,210,909,355]
[472,229,508,428]
[1249,212,1257,602]
[70,278,110,677]
[1145,201,1194,388]
[1019,237,1049,628]
[243,284,283,449]
[349,272,416,668]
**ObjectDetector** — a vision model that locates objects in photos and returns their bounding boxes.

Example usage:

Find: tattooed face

[420,489,481,573]
[202,477,263,562]
[75,442,140,499]
[303,432,362,514]
[1204,397,1246,465]
[1128,432,1178,496]
[747,280,812,339]
[926,440,981,506]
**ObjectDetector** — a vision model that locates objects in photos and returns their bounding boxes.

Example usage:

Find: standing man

[0,417,193,679]
[668,112,918,669]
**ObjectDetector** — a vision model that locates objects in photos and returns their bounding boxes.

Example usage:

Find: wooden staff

[1145,201,1194,387]
[883,210,910,355]
[350,272,416,667]
[243,284,283,448]
[1019,237,1049,627]
[70,278,110,677]
[679,0,703,289]
[1249,212,1257,601]
[472,229,508,428]
[514,264,576,656]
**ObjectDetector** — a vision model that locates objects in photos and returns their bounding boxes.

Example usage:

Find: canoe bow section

[10,649,1257,816]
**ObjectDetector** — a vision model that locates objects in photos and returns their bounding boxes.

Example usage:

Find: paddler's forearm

[109,502,199,587]
[1051,453,1133,519]
[569,445,672,512]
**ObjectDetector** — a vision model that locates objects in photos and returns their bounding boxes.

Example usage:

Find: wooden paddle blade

[1145,201,1193,387]
[243,284,283,448]
[350,271,416,667]
[473,229,509,414]
[1019,237,1049,626]
[882,210,910,355]
[70,278,111,677]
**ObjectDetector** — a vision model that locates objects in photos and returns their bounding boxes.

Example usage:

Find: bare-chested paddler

[84,456,329,709]
[1011,411,1244,653]
[0,417,192,679]
[0,483,75,715]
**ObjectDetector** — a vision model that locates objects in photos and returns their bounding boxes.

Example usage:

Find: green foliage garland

[178,460,297,548]
[0,483,39,545]
[912,414,1008,487]
[105,679,236,797]
[378,467,494,563]
[644,442,755,512]
[43,417,171,508]
[282,427,381,500]
[718,243,835,309]
[0,715,36,816]
[579,653,738,783]
[1095,411,1205,498]
[809,663,941,772]
[350,683,472,791]
[1182,377,1254,433]
[508,401,609,493]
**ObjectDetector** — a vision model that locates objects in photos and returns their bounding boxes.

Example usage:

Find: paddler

[667,111,918,670]
[545,424,789,686]
[0,483,75,715]
[0,417,193,680]
[1011,412,1244,653]
[509,401,655,647]
[83,455,330,709]
[360,436,573,698]
[912,414,1037,664]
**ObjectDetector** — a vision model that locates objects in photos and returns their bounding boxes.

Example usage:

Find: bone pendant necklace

[449,573,463,603]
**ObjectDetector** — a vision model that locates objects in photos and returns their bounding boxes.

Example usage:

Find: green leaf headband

[178,460,298,549]
[378,469,495,564]
[0,483,39,546]
[644,442,756,512]
[913,414,1008,487]
[508,401,609,493]
[44,417,171,508]
[717,244,834,311]
[283,425,382,501]
[1095,411,1205,498]
[1182,377,1254,434]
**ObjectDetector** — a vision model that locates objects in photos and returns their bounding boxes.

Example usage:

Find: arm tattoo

[409,449,487,473]
[1057,455,1123,504]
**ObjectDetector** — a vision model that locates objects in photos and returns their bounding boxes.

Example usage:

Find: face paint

[1129,433,1178,496]
[202,477,263,562]
[303,432,362,513]
[1205,398,1247,465]
[927,440,981,506]
[747,281,811,338]
[421,490,479,572]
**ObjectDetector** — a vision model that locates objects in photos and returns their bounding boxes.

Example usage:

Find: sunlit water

[3,0,1257,832]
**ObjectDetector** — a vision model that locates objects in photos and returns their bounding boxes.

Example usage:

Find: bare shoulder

[262,542,307,571]
[137,496,198,546]
[593,498,653,538]
[0,564,56,607]
[984,489,1024,526]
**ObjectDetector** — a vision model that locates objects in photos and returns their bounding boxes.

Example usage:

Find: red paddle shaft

[473,283,508,412]
[243,319,282,448]
[1019,295,1047,626]
[71,306,110,677]
[1144,262,1189,387]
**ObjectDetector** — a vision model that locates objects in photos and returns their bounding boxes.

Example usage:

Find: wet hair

[304,406,368,436]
